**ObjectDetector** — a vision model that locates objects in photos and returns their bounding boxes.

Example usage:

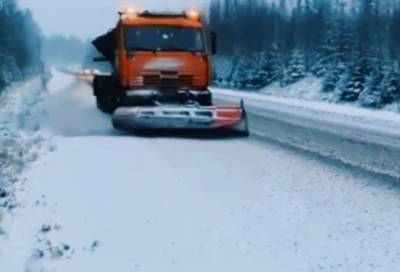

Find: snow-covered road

[1,71,400,272]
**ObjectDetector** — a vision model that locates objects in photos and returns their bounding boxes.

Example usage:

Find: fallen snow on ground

[1,70,400,272]
[261,76,326,101]
[0,77,50,237]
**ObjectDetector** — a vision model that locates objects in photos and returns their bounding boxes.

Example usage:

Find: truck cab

[92,9,217,113]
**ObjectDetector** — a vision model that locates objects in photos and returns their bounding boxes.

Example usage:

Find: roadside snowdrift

[0,77,48,234]
[261,77,325,101]
[259,76,400,113]
[213,87,400,133]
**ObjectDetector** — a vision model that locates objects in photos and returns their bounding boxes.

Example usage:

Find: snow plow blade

[112,101,249,136]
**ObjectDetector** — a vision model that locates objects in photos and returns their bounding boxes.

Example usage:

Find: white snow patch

[0,76,50,246]
[261,76,325,101]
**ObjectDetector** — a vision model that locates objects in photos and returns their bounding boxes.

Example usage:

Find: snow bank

[260,76,325,101]
[213,87,400,133]
[0,77,49,235]
[259,76,400,113]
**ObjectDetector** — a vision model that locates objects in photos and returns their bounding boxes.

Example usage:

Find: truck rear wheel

[96,95,118,114]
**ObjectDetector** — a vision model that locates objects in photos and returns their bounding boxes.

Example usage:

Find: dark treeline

[0,0,43,90]
[42,35,90,64]
[209,0,400,108]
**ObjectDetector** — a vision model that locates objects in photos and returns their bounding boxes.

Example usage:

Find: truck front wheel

[96,95,119,114]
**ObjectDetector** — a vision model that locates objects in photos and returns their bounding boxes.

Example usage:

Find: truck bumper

[112,103,249,135]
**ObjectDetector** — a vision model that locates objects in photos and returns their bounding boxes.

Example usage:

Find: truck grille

[131,74,195,87]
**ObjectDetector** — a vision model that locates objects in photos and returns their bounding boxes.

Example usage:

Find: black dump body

[92,29,117,64]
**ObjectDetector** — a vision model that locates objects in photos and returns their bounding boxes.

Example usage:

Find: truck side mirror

[93,57,108,62]
[211,31,217,55]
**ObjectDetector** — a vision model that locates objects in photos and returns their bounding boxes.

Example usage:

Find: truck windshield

[124,26,205,53]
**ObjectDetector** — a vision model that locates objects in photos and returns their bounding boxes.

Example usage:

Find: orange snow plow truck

[92,8,248,134]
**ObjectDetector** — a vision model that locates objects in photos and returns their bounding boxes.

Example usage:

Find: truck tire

[93,75,120,113]
[93,75,120,96]
[96,95,118,114]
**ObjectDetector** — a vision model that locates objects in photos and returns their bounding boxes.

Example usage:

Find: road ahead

[1,71,400,272]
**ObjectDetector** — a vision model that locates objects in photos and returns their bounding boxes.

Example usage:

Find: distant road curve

[214,89,400,180]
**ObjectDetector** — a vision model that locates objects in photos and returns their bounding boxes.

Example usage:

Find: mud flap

[234,100,250,136]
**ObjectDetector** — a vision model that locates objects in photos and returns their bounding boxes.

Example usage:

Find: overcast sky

[19,0,210,40]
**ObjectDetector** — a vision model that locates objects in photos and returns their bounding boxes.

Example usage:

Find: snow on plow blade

[112,101,249,136]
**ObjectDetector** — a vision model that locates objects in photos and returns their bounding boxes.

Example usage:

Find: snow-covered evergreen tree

[243,51,267,88]
[0,0,43,91]
[209,0,400,107]
[334,71,350,101]
[359,70,383,108]
[284,48,306,85]
[312,17,337,78]
[340,48,371,102]
[0,54,22,89]
[379,61,400,104]
[269,44,284,83]
[322,64,339,92]
[254,54,267,86]
[258,43,283,86]
[280,67,291,87]
[230,55,255,89]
